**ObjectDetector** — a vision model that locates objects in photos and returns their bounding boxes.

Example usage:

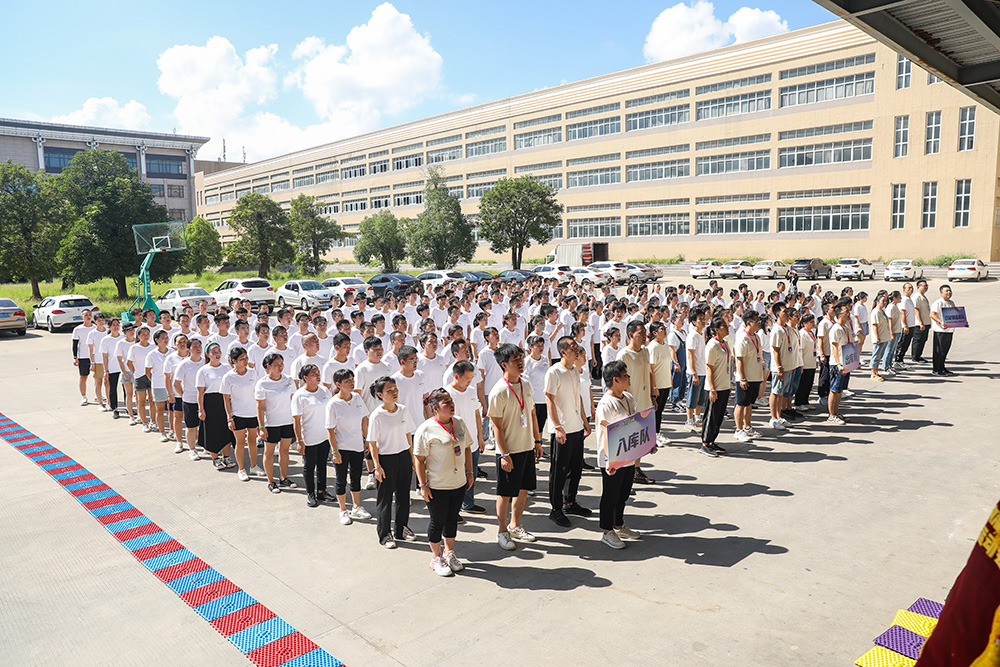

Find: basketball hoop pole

[122,249,161,322]
[124,221,186,322]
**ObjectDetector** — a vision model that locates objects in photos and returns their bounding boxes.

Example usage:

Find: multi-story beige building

[0,118,209,223]
[195,20,1000,263]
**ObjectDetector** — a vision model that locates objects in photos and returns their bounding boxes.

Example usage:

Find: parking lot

[0,274,997,665]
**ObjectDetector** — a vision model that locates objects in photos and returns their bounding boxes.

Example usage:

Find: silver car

[276,280,334,310]
[157,287,218,318]
[0,298,27,336]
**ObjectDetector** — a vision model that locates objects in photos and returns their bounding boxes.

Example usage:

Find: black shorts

[169,398,183,412]
[265,424,295,443]
[496,450,537,497]
[233,416,259,431]
[735,381,762,406]
[78,359,91,377]
[135,375,151,391]
[183,402,201,429]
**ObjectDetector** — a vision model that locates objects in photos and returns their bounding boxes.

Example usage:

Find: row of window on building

[893,107,976,156]
[42,147,187,177]
[891,180,972,230]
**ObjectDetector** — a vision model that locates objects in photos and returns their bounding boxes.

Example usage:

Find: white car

[947,258,990,281]
[690,260,723,279]
[720,260,753,279]
[641,263,664,281]
[211,278,275,309]
[622,263,657,283]
[276,280,334,310]
[32,294,100,332]
[884,259,924,282]
[588,261,629,284]
[415,270,466,289]
[156,287,218,318]
[753,260,789,279]
[834,258,876,281]
[571,267,613,286]
[532,264,574,284]
[322,277,370,300]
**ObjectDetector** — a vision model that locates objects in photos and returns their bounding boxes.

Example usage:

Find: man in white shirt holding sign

[930,284,959,377]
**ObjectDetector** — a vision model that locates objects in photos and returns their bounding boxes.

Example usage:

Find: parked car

[0,298,28,336]
[883,259,924,282]
[210,278,275,308]
[156,287,217,318]
[834,258,876,281]
[276,280,334,310]
[622,263,657,283]
[641,263,664,281]
[461,271,494,284]
[571,267,614,286]
[32,294,99,332]
[416,270,466,288]
[532,264,574,284]
[495,269,535,283]
[588,261,629,284]
[752,260,789,279]
[322,277,370,300]
[790,258,833,279]
[947,258,990,281]
[367,273,422,298]
[689,260,723,279]
[720,260,754,279]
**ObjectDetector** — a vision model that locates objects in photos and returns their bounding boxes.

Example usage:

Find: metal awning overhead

[814,0,1000,114]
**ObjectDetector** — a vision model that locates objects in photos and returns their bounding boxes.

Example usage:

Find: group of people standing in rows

[67,271,964,573]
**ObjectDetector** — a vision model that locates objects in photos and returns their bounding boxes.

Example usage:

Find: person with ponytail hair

[255,352,297,494]
[222,346,262,482]
[196,341,236,469]
[366,376,417,549]
[701,315,732,458]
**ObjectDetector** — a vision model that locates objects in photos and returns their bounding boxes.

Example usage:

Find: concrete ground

[1,276,997,666]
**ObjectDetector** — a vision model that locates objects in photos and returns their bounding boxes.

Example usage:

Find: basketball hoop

[123,221,188,321]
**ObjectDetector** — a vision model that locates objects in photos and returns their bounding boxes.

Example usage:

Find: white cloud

[154,3,445,162]
[52,97,151,129]
[644,1,788,63]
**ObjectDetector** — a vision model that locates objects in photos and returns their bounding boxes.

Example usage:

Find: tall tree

[477,176,563,269]
[224,192,293,277]
[57,150,181,299]
[407,166,476,269]
[354,210,408,273]
[0,162,71,300]
[183,216,223,276]
[289,194,342,275]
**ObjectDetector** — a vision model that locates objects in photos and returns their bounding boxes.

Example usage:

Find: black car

[461,271,494,284]
[367,273,422,298]
[496,269,535,283]
[789,258,833,279]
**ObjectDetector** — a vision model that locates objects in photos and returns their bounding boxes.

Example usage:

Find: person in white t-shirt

[86,313,110,410]
[72,310,96,405]
[929,284,959,376]
[128,327,154,429]
[163,334,190,450]
[446,360,486,515]
[254,353,297,492]
[684,306,709,430]
[524,335,550,432]
[367,377,417,549]
[544,336,591,527]
[99,318,123,418]
[326,369,372,525]
[321,333,354,389]
[391,345,428,423]
[247,322,272,381]
[292,364,333,507]
[826,300,855,425]
[145,330,173,441]
[290,333,328,388]
[221,347,262,481]
[172,338,203,460]
[416,332,446,388]
[197,342,236,468]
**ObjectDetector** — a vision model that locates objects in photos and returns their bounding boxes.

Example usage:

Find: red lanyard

[434,418,462,466]
[747,331,760,357]
[714,337,730,367]
[503,377,525,411]
[435,418,455,441]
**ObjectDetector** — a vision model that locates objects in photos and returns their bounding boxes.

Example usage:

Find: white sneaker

[173,442,184,454]
[616,525,641,541]
[365,473,377,490]
[655,434,671,446]
[382,536,397,549]
[825,415,846,425]
[508,525,536,542]
[685,418,697,432]
[350,505,372,520]
[237,469,250,482]
[497,532,516,551]
[843,389,855,398]
[212,458,225,470]
[159,433,169,443]
[250,465,266,478]
[80,397,88,406]
[778,417,789,426]
[430,556,453,576]
[734,429,750,442]
[601,530,626,550]
[129,417,138,426]
[401,526,416,542]
[769,418,786,431]
[188,450,200,461]
[747,428,763,439]
[484,440,496,451]
[339,510,353,525]
[444,551,464,572]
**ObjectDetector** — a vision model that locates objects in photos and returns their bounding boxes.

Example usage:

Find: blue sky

[0,1,837,161]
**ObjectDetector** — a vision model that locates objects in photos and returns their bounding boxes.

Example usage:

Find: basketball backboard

[134,221,187,255]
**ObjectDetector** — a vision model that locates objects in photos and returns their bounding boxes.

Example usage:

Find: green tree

[289,194,342,275]
[183,216,222,276]
[57,150,181,299]
[477,176,563,269]
[0,161,71,300]
[354,210,408,273]
[406,166,476,269]
[224,192,293,277]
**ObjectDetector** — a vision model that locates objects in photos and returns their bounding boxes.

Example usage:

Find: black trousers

[933,332,953,373]
[534,403,548,434]
[334,449,364,495]
[896,327,914,363]
[303,440,330,496]
[794,368,816,406]
[816,358,830,400]
[376,451,412,542]
[654,390,670,432]
[911,326,929,360]
[600,465,635,531]
[549,429,584,510]
[701,389,730,445]
[592,343,603,380]
[426,486,465,543]
[108,372,120,411]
